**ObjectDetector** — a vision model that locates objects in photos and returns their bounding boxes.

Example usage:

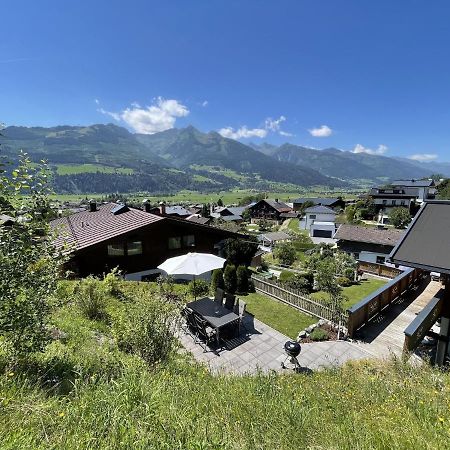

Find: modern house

[292,197,345,211]
[334,224,404,265]
[300,205,337,238]
[51,202,238,280]
[391,179,436,203]
[249,199,292,223]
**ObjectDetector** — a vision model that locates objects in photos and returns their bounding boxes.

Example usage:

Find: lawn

[311,277,388,310]
[241,292,316,338]
[54,163,134,175]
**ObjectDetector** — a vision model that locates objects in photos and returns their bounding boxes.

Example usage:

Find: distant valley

[1,124,444,195]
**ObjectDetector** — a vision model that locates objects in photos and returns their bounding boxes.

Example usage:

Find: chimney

[159,201,166,215]
[143,199,151,213]
[89,199,97,212]
[275,198,279,203]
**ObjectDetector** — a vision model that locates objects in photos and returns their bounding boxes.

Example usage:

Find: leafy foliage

[0,152,65,361]
[224,237,258,266]
[389,207,412,229]
[188,279,209,298]
[236,265,249,294]
[72,276,108,320]
[309,327,329,341]
[437,178,450,199]
[210,268,225,294]
[224,264,237,294]
[274,242,296,266]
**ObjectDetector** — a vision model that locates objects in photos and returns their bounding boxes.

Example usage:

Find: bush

[336,276,352,287]
[73,276,108,321]
[103,267,124,298]
[285,273,314,293]
[210,268,224,294]
[236,265,249,294]
[111,292,178,365]
[389,207,412,229]
[279,271,296,283]
[188,279,209,298]
[274,243,296,266]
[310,327,329,341]
[224,264,237,294]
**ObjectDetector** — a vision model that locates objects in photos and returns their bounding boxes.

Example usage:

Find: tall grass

[1,279,449,449]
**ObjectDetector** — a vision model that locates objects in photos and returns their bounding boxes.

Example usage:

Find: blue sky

[1,0,450,162]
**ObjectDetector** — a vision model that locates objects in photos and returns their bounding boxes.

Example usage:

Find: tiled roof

[292,197,341,206]
[391,179,435,188]
[185,215,211,225]
[334,224,404,246]
[304,205,337,214]
[258,231,291,242]
[165,205,191,216]
[51,203,164,251]
[262,199,292,212]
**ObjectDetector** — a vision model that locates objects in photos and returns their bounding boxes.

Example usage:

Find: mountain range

[1,124,445,194]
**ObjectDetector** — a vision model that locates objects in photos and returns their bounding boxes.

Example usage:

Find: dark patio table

[187,297,239,345]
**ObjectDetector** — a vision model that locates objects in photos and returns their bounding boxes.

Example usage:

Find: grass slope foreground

[1,278,450,449]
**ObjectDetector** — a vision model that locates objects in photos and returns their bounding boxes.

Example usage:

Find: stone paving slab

[179,313,374,375]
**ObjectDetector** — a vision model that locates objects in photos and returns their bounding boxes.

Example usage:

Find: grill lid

[284,340,301,357]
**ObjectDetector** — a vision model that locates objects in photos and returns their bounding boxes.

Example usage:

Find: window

[353,252,360,260]
[183,234,195,247]
[309,214,316,219]
[392,200,396,205]
[382,200,387,205]
[107,243,125,256]
[376,256,386,264]
[400,200,405,206]
[168,236,182,250]
[127,240,143,256]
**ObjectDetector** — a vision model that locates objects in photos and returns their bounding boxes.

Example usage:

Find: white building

[300,205,337,238]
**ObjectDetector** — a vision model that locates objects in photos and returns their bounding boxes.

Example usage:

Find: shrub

[279,271,296,283]
[224,264,237,294]
[210,268,224,294]
[336,276,352,287]
[274,243,296,266]
[188,279,209,298]
[111,292,178,365]
[73,276,108,321]
[103,267,123,298]
[389,207,412,229]
[310,327,329,341]
[236,265,249,294]
[285,273,314,293]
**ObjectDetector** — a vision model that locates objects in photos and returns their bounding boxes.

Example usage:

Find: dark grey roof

[258,231,291,242]
[185,215,211,225]
[165,205,191,216]
[391,179,435,188]
[221,215,243,222]
[369,187,419,198]
[227,206,246,216]
[258,199,291,212]
[304,205,337,214]
[293,197,342,206]
[390,200,450,274]
[334,224,404,246]
[280,212,299,218]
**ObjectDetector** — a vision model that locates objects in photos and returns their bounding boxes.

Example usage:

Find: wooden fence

[403,289,444,353]
[251,275,348,324]
[347,267,425,338]
[358,261,403,279]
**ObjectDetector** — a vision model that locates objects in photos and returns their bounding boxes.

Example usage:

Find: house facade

[334,224,404,265]
[51,202,238,280]
[391,179,436,203]
[300,205,337,238]
[249,199,292,223]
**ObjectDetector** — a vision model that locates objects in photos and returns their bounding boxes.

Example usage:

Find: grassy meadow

[54,163,134,175]
[1,277,449,449]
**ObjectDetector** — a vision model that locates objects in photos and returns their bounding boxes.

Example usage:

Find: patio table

[187,297,239,346]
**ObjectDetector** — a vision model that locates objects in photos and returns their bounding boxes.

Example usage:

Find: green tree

[223,264,237,294]
[274,242,296,266]
[217,198,224,207]
[210,268,224,293]
[0,151,64,361]
[223,237,258,266]
[236,265,249,294]
[437,179,450,199]
[389,207,412,229]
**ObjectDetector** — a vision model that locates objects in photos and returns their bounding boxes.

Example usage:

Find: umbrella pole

[193,274,196,300]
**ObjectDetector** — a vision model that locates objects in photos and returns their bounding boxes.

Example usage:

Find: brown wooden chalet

[249,199,292,223]
[51,201,238,279]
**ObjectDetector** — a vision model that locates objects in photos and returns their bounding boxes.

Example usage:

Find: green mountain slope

[253,143,435,183]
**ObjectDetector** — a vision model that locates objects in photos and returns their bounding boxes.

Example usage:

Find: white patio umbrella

[157,252,226,298]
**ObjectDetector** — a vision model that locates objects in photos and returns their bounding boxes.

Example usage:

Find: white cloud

[308,125,333,137]
[94,98,100,105]
[352,143,388,155]
[98,97,189,134]
[201,100,208,107]
[408,153,438,162]
[218,126,268,139]
[219,115,292,139]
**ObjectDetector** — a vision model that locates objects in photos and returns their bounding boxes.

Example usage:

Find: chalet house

[249,199,292,223]
[292,197,345,211]
[210,206,247,222]
[391,179,436,203]
[300,205,337,238]
[51,202,238,280]
[334,224,404,265]
[146,202,191,219]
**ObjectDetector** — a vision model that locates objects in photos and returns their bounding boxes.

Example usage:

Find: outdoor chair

[224,293,236,310]
[214,287,224,304]
[193,314,217,352]
[181,307,196,336]
[233,298,247,334]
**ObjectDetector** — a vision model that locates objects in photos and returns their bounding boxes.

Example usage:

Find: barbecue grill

[281,340,301,371]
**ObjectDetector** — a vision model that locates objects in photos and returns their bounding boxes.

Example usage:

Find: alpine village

[2,2,450,449]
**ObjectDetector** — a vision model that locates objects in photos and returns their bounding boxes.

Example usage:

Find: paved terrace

[179,313,373,375]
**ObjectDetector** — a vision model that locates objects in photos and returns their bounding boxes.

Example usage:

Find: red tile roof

[51,203,164,251]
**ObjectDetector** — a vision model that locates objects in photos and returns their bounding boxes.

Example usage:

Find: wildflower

[438,417,444,424]
[7,372,14,377]
[59,412,65,418]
